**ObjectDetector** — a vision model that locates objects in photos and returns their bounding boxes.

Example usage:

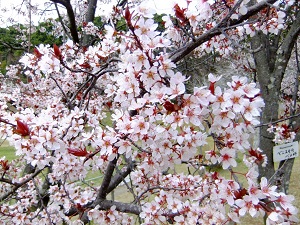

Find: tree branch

[97,199,141,215]
[0,168,43,201]
[0,177,15,185]
[274,10,300,82]
[50,0,79,43]
[106,158,135,194]
[96,157,118,200]
[0,41,26,51]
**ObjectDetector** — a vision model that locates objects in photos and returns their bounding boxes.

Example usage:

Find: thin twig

[127,137,151,154]
[49,76,72,108]
[32,178,53,225]
[54,3,72,40]
[255,112,300,128]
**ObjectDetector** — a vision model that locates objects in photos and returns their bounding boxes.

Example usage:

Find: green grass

[0,140,16,161]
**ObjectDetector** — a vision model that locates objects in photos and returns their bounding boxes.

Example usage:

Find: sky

[0,0,181,27]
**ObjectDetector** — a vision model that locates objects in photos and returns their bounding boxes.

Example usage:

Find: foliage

[0,20,63,75]
[0,25,25,74]
[31,21,63,47]
[0,0,299,224]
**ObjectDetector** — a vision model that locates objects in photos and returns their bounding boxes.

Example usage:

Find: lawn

[0,139,17,161]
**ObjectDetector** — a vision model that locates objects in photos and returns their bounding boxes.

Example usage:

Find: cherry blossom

[235,195,260,217]
[218,147,237,169]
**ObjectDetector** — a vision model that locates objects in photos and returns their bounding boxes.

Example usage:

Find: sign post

[273,141,299,162]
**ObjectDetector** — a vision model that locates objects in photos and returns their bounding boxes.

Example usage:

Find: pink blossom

[218,147,237,169]
[235,195,259,217]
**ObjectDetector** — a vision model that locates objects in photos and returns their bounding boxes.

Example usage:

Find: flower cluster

[267,124,297,145]
[160,0,291,57]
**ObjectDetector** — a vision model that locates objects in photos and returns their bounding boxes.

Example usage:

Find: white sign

[273,141,299,162]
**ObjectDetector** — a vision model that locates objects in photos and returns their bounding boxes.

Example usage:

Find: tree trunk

[251,9,300,193]
[82,0,98,46]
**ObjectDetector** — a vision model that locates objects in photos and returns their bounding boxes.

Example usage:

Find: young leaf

[68,148,89,157]
[14,120,30,136]
[34,48,43,59]
[53,44,62,60]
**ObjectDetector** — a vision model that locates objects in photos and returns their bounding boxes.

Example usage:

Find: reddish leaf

[75,203,85,212]
[124,6,133,28]
[53,44,62,60]
[79,62,91,69]
[15,120,30,136]
[82,46,88,52]
[163,101,175,113]
[106,101,112,108]
[248,148,256,157]
[34,48,43,59]
[91,107,97,114]
[174,4,187,24]
[124,6,131,23]
[209,82,215,95]
[163,100,181,113]
[68,148,89,157]
[0,159,10,171]
[234,188,248,200]
[211,171,219,180]
[226,140,234,148]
